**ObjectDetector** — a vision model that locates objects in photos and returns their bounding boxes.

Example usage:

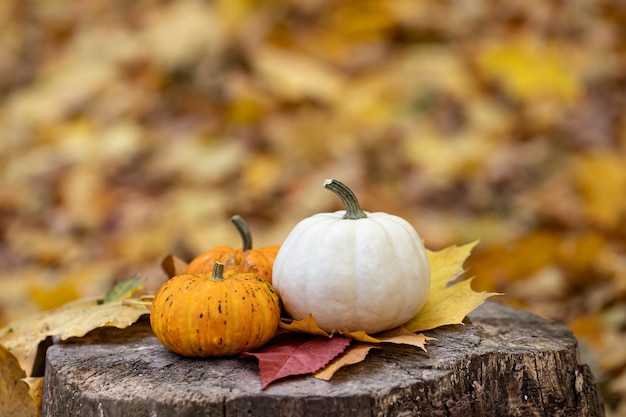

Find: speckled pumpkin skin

[150,272,281,357]
[185,245,280,284]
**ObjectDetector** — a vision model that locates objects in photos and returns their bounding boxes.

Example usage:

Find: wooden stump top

[42,301,605,417]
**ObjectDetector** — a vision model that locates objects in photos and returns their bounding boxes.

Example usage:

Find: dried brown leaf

[161,254,189,279]
[314,344,380,381]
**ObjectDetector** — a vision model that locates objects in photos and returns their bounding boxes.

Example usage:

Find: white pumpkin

[272,179,430,334]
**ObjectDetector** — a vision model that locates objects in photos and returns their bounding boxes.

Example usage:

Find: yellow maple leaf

[429,240,479,292]
[403,241,500,332]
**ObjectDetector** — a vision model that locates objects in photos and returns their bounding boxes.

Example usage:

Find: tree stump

[42,301,604,417]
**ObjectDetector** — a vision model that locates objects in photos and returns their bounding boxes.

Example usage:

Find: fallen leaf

[140,0,222,68]
[329,329,431,379]
[241,153,283,199]
[0,343,38,417]
[242,332,351,389]
[278,316,432,383]
[28,281,80,312]
[403,128,497,185]
[104,275,143,303]
[58,162,110,232]
[338,329,382,343]
[0,297,150,357]
[406,277,493,332]
[161,254,189,279]
[373,327,436,350]
[215,0,260,36]
[279,314,332,337]
[282,314,434,347]
[573,153,626,229]
[313,344,380,381]
[429,241,479,292]
[312,328,434,381]
[476,35,582,103]
[22,377,44,417]
[252,46,345,103]
[403,241,500,332]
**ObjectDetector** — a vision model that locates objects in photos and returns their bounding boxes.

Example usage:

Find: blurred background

[1,0,625,413]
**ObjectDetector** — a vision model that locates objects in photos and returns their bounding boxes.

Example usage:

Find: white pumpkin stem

[323,179,368,220]
[231,215,253,251]
[211,262,226,281]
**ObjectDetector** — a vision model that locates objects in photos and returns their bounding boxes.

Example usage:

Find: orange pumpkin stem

[323,179,367,220]
[231,215,253,252]
[211,262,226,281]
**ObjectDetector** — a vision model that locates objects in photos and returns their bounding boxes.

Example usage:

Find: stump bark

[42,301,604,417]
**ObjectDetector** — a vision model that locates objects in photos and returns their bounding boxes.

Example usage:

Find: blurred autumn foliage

[1,0,626,412]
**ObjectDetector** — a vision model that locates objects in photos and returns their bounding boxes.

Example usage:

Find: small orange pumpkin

[150,262,281,357]
[185,215,279,283]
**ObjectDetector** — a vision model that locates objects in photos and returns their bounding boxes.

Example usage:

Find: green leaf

[104,275,143,303]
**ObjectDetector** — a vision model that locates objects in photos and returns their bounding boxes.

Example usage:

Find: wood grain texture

[42,302,605,417]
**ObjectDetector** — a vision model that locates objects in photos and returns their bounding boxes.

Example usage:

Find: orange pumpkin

[185,215,279,284]
[150,262,281,357]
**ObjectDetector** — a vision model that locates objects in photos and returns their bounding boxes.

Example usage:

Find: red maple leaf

[242,332,351,389]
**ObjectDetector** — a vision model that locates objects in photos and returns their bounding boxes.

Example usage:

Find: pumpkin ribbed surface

[150,271,281,357]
